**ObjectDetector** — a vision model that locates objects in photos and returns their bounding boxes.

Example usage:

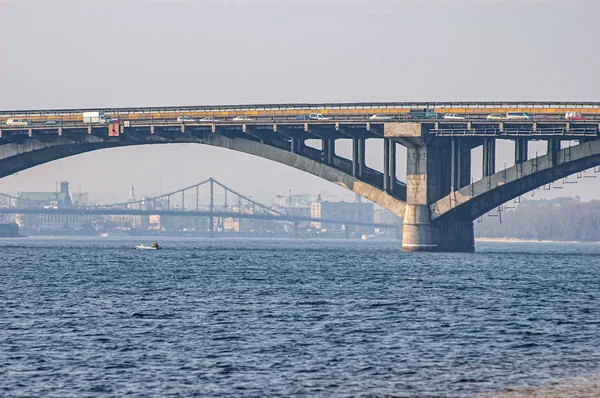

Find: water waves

[0,238,599,396]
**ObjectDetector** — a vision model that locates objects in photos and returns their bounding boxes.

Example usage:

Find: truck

[405,108,441,119]
[83,111,109,124]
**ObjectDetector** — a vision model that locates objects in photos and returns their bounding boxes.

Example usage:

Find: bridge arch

[0,133,407,217]
[431,139,600,222]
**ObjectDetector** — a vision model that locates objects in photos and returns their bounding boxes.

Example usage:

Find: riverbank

[475,237,596,244]
[480,373,600,397]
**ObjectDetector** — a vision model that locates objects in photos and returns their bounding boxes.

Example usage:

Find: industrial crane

[276,189,311,208]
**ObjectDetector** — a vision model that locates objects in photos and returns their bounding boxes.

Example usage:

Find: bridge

[1,101,599,251]
[0,178,398,236]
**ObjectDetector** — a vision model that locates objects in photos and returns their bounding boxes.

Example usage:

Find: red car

[565,112,586,121]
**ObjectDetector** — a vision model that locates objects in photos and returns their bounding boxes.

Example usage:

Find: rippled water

[1,237,600,396]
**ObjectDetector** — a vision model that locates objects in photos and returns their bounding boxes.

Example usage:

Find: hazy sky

[1,0,599,204]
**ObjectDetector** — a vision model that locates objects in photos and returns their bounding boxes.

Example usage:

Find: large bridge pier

[401,140,474,252]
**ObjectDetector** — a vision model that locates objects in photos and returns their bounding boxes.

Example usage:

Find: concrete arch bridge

[1,102,599,252]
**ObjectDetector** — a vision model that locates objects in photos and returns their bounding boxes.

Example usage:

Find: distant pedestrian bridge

[1,101,599,252]
[0,178,398,237]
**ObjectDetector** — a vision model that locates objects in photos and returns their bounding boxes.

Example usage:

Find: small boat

[135,244,160,250]
[100,232,108,237]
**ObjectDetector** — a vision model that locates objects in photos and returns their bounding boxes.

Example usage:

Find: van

[405,108,441,119]
[6,118,33,126]
[505,112,531,120]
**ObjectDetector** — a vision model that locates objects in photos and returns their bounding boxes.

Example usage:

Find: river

[1,237,599,396]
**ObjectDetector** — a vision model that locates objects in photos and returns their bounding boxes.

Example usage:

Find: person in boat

[151,242,159,249]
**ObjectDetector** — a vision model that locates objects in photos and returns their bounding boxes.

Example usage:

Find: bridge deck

[0,207,398,230]
[0,120,599,139]
[2,101,600,118]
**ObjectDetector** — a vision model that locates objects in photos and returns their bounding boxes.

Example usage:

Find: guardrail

[2,101,600,117]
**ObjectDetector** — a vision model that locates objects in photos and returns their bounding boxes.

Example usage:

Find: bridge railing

[2,101,600,118]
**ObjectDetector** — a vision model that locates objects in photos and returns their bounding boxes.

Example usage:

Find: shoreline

[479,373,600,397]
[475,237,600,244]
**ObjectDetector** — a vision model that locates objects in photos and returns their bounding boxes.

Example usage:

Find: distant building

[310,200,374,233]
[32,212,92,231]
[223,217,240,232]
[104,214,146,229]
[148,215,162,230]
[15,182,92,231]
[158,215,190,232]
[286,206,311,218]
[18,181,72,209]
[71,192,88,207]
[374,208,402,225]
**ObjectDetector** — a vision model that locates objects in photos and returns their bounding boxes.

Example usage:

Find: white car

[308,113,329,120]
[232,115,254,121]
[370,114,392,120]
[177,115,196,122]
[6,118,32,126]
[505,112,531,120]
[444,113,465,120]
[199,117,216,122]
[565,112,586,121]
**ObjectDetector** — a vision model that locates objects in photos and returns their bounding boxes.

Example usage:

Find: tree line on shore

[474,197,600,242]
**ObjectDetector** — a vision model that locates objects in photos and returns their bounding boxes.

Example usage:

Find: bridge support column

[402,144,474,252]
[451,138,471,191]
[431,218,475,253]
[515,139,528,164]
[383,139,398,193]
[352,137,365,178]
[323,138,335,165]
[291,137,304,154]
[548,138,561,166]
[384,138,391,192]
[209,179,214,238]
[483,138,496,177]
[403,203,435,251]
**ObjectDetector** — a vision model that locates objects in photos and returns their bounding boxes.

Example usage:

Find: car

[292,115,308,120]
[443,113,465,120]
[44,120,62,125]
[232,115,254,121]
[486,113,504,120]
[405,108,441,119]
[6,118,32,126]
[177,115,196,122]
[199,117,216,122]
[369,114,392,120]
[308,113,329,120]
[565,112,586,121]
[107,117,122,123]
[505,112,531,120]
